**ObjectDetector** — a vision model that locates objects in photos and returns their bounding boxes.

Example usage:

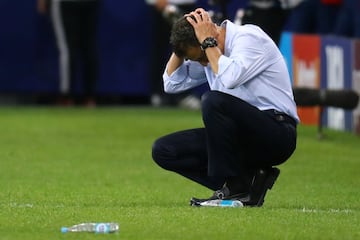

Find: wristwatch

[200,37,218,51]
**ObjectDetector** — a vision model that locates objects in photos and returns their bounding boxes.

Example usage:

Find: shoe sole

[190,199,201,206]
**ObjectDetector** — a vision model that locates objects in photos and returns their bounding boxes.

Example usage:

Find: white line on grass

[300,207,353,214]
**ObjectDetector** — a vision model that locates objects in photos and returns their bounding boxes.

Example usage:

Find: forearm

[163,57,207,93]
[204,46,221,74]
[166,53,184,76]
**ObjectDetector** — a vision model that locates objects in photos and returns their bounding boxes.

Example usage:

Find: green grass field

[0,106,359,239]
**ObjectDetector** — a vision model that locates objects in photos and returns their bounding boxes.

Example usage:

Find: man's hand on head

[185,8,218,44]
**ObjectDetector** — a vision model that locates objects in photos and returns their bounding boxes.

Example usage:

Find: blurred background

[0,0,243,105]
[1,0,360,134]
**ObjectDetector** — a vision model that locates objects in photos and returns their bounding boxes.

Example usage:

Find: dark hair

[170,16,200,58]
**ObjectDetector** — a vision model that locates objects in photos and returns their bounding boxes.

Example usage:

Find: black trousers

[50,0,99,99]
[152,91,297,191]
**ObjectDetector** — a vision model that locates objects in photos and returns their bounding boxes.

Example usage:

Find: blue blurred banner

[0,0,152,95]
[0,0,244,96]
[321,36,353,131]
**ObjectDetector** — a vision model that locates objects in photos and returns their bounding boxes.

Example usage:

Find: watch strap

[200,37,218,51]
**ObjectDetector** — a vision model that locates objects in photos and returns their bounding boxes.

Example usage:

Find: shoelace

[214,186,231,199]
[214,190,225,199]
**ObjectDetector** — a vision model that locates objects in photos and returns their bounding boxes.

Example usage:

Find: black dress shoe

[241,167,280,207]
[190,186,249,207]
[190,167,280,207]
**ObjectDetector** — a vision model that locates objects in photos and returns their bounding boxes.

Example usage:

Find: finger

[202,11,211,21]
[191,11,202,22]
[198,9,212,23]
[194,7,205,13]
[197,9,207,18]
[186,16,196,26]
[185,12,199,25]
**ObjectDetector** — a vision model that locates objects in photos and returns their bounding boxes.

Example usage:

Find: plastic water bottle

[61,222,119,233]
[199,199,243,208]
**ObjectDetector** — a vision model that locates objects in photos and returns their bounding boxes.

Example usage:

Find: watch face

[201,37,218,50]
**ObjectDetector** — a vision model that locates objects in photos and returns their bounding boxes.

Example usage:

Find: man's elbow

[163,83,177,93]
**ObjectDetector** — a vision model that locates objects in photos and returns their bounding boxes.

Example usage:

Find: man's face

[185,46,208,66]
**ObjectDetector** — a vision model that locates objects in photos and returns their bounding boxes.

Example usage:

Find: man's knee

[201,91,223,112]
[151,138,175,171]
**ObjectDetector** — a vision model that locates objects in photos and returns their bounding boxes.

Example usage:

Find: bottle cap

[61,227,68,233]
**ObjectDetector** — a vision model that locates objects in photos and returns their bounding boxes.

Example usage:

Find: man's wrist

[200,37,218,51]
